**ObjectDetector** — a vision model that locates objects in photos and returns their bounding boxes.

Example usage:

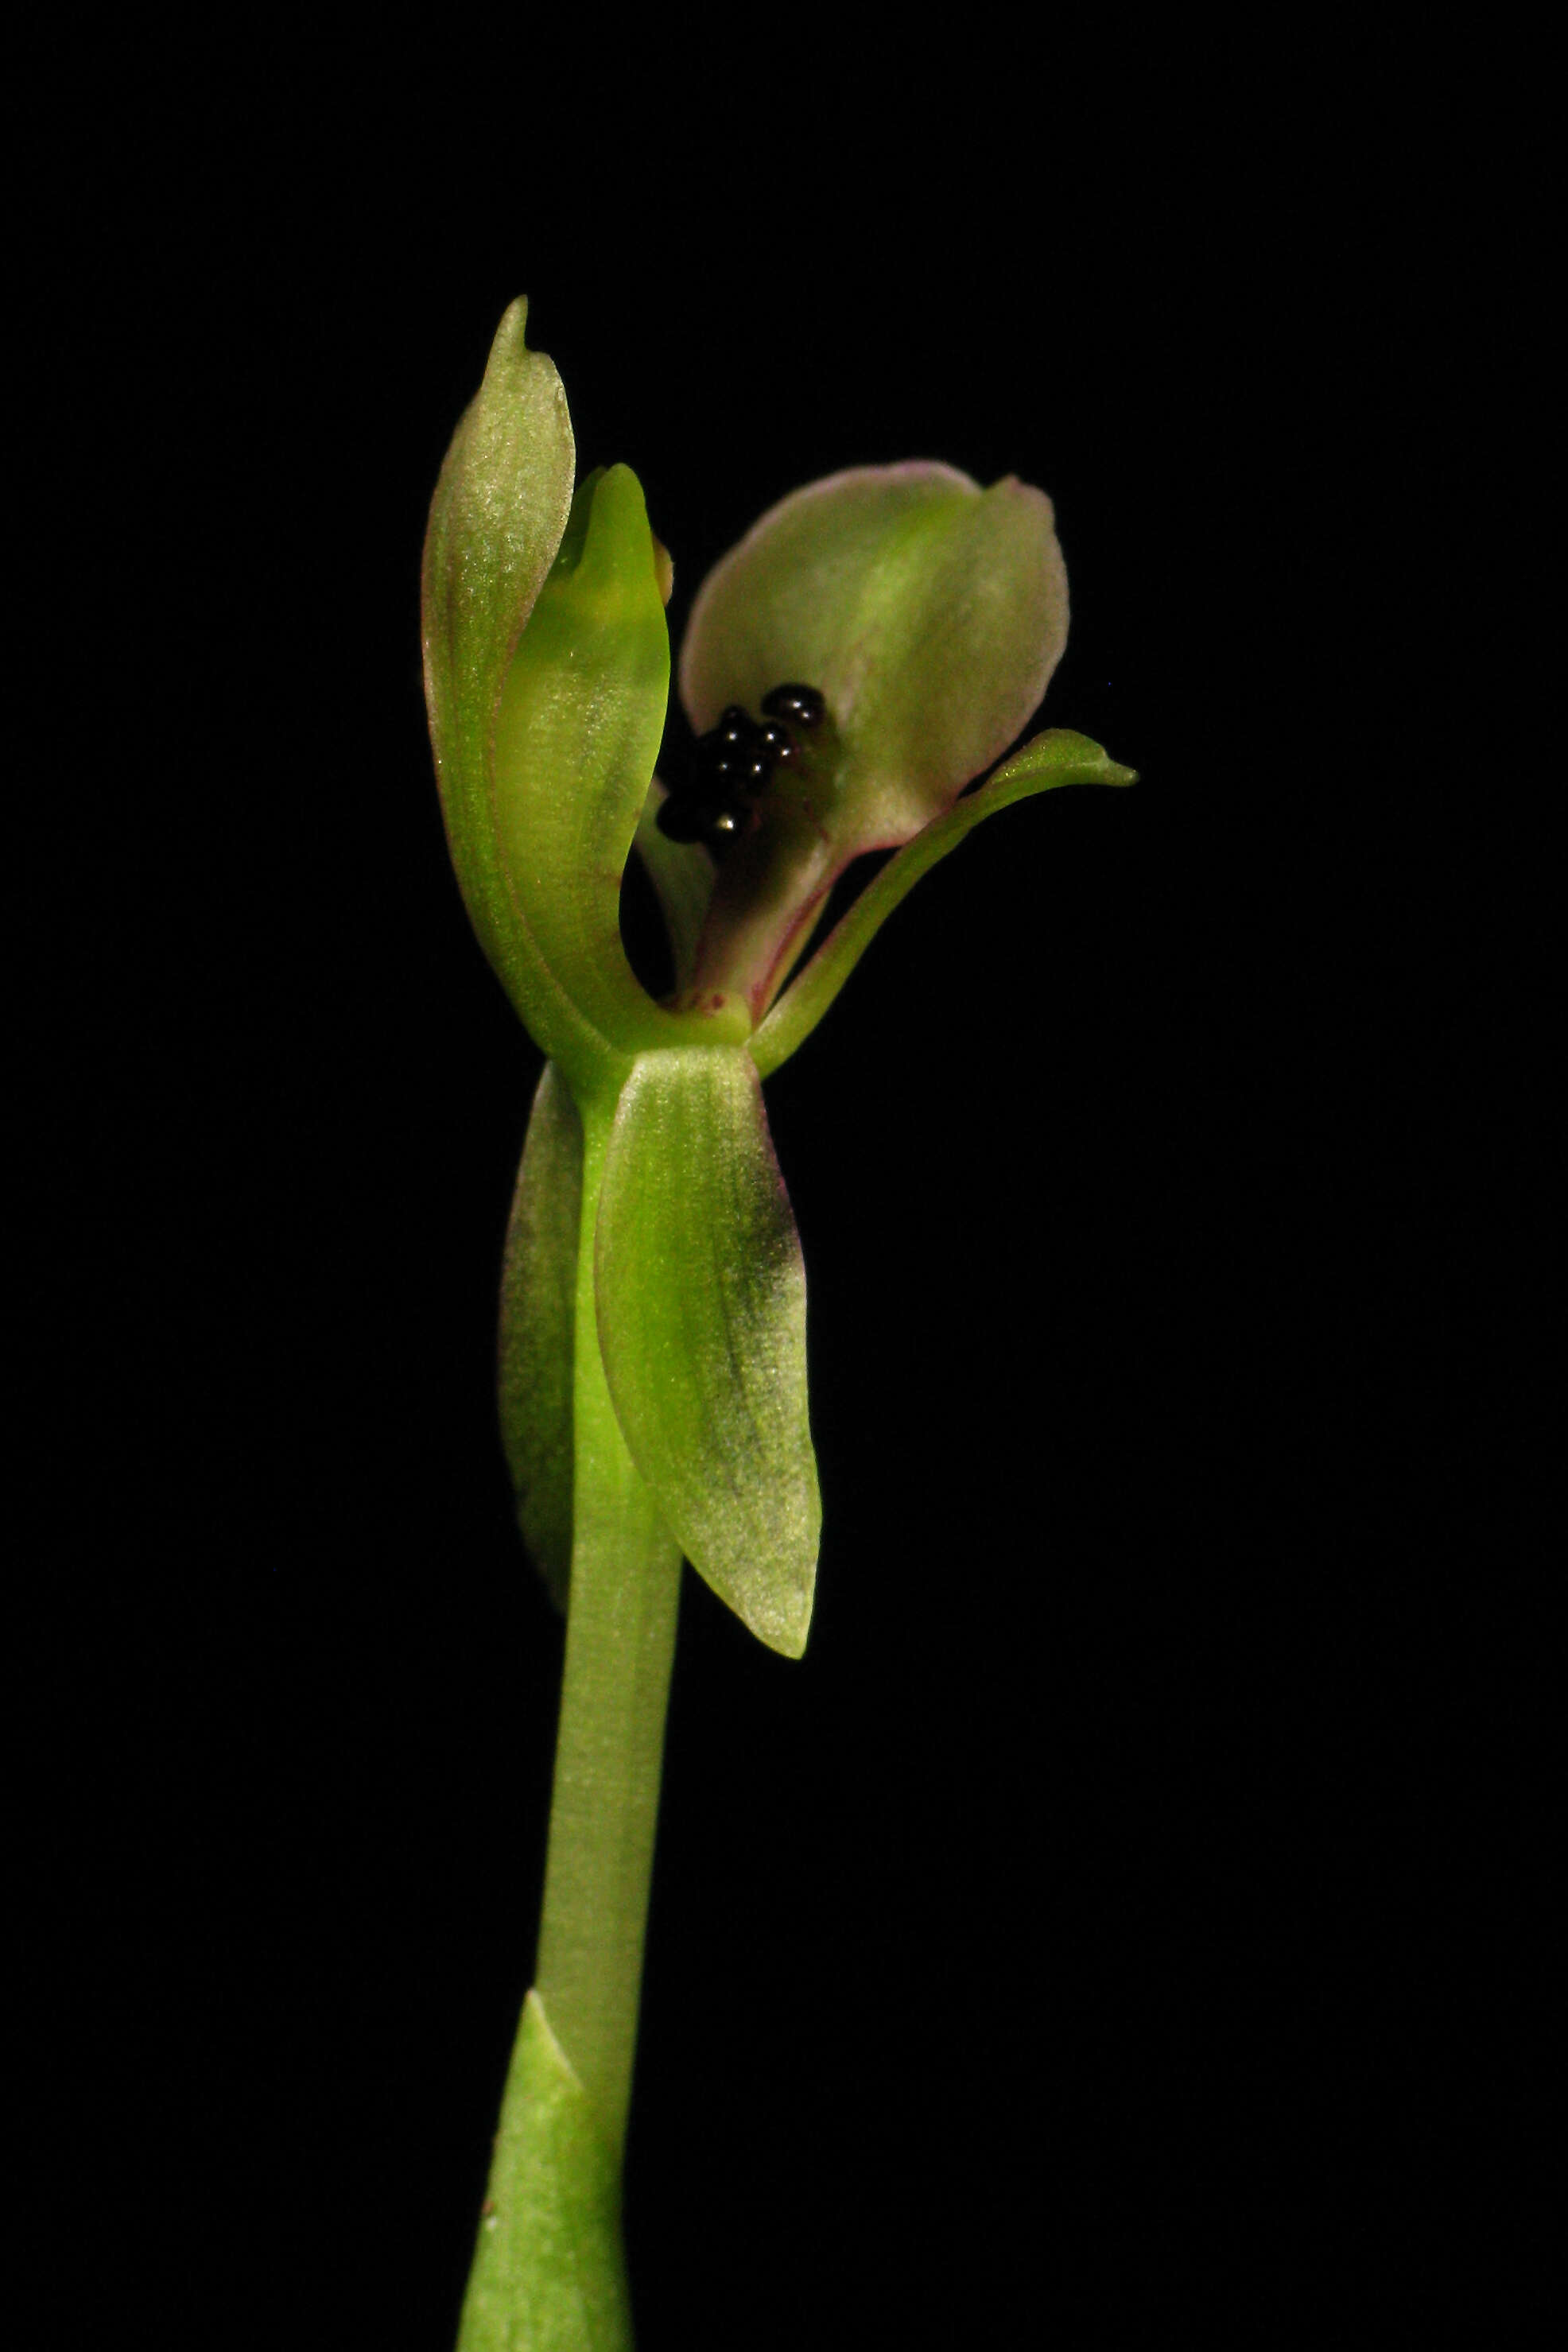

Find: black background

[23,33,1553,2350]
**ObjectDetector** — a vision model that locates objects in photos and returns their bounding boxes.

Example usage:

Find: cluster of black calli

[656,683,826,851]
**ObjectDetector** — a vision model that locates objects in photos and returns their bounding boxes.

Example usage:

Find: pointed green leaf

[455,1988,631,2352]
[499,1062,583,1612]
[751,729,1136,1077]
[491,464,692,1084]
[595,1049,819,1659]
[423,307,752,1090]
[421,301,600,1073]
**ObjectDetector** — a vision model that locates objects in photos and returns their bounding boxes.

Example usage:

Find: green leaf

[455,1988,631,2352]
[499,1062,584,1612]
[751,729,1136,1077]
[595,1048,820,1659]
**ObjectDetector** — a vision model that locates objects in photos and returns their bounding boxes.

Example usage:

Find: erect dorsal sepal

[422,305,751,1096]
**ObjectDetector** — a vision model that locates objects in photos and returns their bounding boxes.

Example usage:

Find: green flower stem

[456,1086,679,2350]
[534,1085,683,2161]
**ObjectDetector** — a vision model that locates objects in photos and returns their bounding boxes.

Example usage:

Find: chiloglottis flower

[421,299,1134,1658]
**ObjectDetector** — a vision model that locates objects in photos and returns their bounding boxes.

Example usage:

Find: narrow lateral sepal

[595,1048,820,1658]
[750,729,1136,1076]
[499,1062,584,1611]
[455,1989,631,2352]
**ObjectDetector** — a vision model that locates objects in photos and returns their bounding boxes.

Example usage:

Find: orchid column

[422,298,1132,2350]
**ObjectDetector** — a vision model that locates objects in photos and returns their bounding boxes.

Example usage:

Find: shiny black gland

[760,682,826,729]
[713,704,758,751]
[657,790,747,845]
[655,681,826,850]
[690,738,767,794]
[756,720,798,767]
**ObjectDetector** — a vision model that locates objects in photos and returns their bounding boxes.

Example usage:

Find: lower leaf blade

[595,1047,820,1659]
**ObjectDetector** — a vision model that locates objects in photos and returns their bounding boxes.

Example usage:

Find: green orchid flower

[422,297,1133,2351]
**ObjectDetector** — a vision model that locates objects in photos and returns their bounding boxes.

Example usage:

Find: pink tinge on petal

[672,460,1070,1015]
[680,461,981,734]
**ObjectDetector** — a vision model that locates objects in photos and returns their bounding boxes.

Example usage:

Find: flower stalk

[531,1085,682,2160]
[457,1081,674,2352]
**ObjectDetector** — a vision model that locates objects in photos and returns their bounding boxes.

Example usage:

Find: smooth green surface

[596,1049,820,1657]
[499,1062,584,1610]
[751,728,1136,1077]
[455,1989,632,2352]
[534,1087,683,2156]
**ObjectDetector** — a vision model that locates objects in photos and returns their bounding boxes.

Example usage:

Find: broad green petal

[499,1062,584,1612]
[455,1988,631,2352]
[595,1049,819,1659]
[678,463,1069,848]
[750,731,1136,1077]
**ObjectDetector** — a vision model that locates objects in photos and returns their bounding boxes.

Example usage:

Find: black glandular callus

[760,683,825,732]
[656,685,824,853]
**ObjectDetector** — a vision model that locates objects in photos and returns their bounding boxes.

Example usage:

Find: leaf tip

[743,1533,817,1659]
[751,1588,813,1661]
[486,294,534,375]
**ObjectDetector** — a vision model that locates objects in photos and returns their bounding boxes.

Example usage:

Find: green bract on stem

[421,297,1134,2348]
